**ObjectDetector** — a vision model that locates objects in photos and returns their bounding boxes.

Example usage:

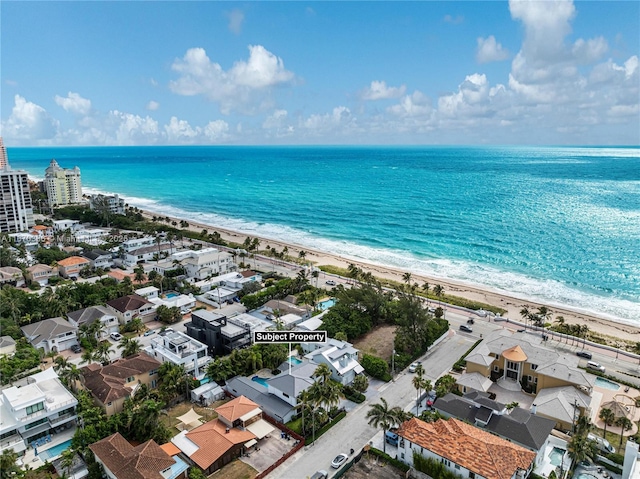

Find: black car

[459,324,473,333]
[71,344,82,353]
[576,351,593,360]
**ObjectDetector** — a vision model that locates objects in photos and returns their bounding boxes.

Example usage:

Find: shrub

[361,354,391,381]
[368,448,410,473]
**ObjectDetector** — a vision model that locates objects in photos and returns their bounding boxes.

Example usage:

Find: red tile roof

[215,395,260,423]
[90,433,175,479]
[186,419,256,470]
[399,418,535,479]
[58,256,91,267]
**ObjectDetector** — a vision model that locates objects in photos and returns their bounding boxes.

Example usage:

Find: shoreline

[137,209,640,343]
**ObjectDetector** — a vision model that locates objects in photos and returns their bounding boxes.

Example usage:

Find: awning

[244,439,257,448]
[176,408,203,431]
[246,419,275,439]
[239,408,262,423]
[354,364,364,374]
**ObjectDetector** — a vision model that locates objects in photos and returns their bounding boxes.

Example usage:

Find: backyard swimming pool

[595,377,620,390]
[165,291,179,298]
[288,356,302,365]
[318,298,336,310]
[252,376,269,388]
[548,447,565,466]
[37,439,72,461]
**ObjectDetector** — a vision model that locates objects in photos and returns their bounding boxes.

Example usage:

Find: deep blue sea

[7,145,640,325]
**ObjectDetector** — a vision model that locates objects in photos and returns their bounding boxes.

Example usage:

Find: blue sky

[1,1,638,146]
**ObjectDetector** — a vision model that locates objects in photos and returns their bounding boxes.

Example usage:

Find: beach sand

[140,210,640,343]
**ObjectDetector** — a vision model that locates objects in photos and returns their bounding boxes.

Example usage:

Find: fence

[249,412,305,479]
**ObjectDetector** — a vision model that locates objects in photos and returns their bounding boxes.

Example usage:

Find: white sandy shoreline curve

[134,207,640,342]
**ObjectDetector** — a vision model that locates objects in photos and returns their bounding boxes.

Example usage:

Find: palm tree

[94,341,114,365]
[413,367,427,415]
[80,350,94,365]
[134,265,146,283]
[520,305,531,329]
[60,364,82,392]
[615,416,633,449]
[298,250,307,263]
[599,408,615,438]
[297,389,313,436]
[568,433,597,465]
[120,337,142,357]
[575,413,592,437]
[54,355,70,373]
[366,398,403,454]
[312,363,332,386]
[402,272,412,285]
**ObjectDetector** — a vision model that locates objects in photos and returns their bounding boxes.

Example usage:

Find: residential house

[0,266,25,287]
[397,417,536,479]
[462,329,594,395]
[0,368,78,456]
[0,336,16,357]
[67,305,120,338]
[531,386,592,432]
[52,219,81,232]
[106,294,156,325]
[56,256,90,279]
[302,338,364,385]
[120,236,155,253]
[90,432,188,479]
[124,243,176,266]
[135,286,159,300]
[26,263,56,286]
[21,317,78,354]
[171,396,265,474]
[185,310,252,356]
[82,249,114,269]
[80,352,161,415]
[149,294,197,314]
[74,228,109,246]
[30,224,53,243]
[435,392,555,471]
[145,331,211,381]
[171,247,234,280]
[249,299,309,324]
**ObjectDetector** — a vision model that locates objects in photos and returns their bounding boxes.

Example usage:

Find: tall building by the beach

[44,159,82,207]
[0,137,35,232]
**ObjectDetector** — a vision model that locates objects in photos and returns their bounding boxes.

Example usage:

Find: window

[149,369,158,376]
[493,366,499,372]
[151,380,157,388]
[26,402,45,415]
[530,364,538,370]
[107,402,112,406]
[469,473,476,479]
[126,376,135,383]
[455,464,461,470]
[25,417,48,430]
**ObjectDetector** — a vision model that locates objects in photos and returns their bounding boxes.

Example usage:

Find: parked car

[326,280,336,286]
[110,332,122,341]
[576,351,593,359]
[385,429,399,446]
[409,361,421,373]
[459,324,473,333]
[331,453,349,469]
[586,361,605,373]
[310,471,328,479]
[143,329,156,336]
[70,344,82,353]
[588,433,615,454]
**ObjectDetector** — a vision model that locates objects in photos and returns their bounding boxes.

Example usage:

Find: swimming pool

[595,377,620,390]
[38,439,72,461]
[251,376,269,388]
[165,291,179,298]
[548,447,565,466]
[318,298,336,310]
[288,356,302,365]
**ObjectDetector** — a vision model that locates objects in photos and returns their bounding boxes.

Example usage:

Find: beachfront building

[302,338,364,386]
[80,352,161,416]
[120,236,155,252]
[145,331,211,381]
[185,310,252,356]
[26,263,57,286]
[0,266,25,287]
[21,317,78,354]
[106,294,156,325]
[0,158,34,233]
[90,432,188,479]
[44,159,82,207]
[56,256,91,279]
[531,386,592,432]
[171,396,262,474]
[124,243,177,266]
[52,219,81,232]
[67,305,120,339]
[0,368,78,456]
[0,137,7,169]
[461,329,594,395]
[193,270,260,293]
[170,247,235,280]
[397,417,536,479]
[89,193,126,216]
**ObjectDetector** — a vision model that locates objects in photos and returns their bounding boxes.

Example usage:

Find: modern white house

[120,236,155,253]
[144,331,211,381]
[67,305,120,338]
[21,317,78,354]
[302,338,363,385]
[0,368,78,456]
[171,247,235,280]
[193,270,259,293]
[52,219,81,232]
[135,286,160,300]
[124,243,177,266]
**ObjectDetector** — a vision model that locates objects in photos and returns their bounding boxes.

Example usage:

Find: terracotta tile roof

[186,419,256,470]
[33,225,49,230]
[90,433,175,479]
[107,270,135,281]
[160,442,181,456]
[398,418,535,479]
[107,294,153,313]
[81,352,160,403]
[215,395,260,423]
[57,256,91,267]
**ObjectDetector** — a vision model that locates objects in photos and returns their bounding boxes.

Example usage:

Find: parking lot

[239,428,299,473]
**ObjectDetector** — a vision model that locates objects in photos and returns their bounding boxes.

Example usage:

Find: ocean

[7,145,640,325]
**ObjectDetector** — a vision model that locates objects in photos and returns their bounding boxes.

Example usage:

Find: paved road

[268,332,475,479]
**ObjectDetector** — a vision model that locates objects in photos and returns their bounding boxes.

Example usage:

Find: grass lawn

[162,400,227,433]
[210,459,257,479]
[353,324,397,360]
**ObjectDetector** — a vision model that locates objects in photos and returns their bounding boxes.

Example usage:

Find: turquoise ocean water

[7,145,640,325]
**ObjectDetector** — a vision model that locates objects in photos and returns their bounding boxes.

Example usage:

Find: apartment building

[0,162,34,233]
[44,159,82,207]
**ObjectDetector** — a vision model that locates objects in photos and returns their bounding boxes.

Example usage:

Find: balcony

[0,434,24,452]
[49,412,76,426]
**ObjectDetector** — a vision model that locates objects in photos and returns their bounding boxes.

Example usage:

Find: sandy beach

[140,210,640,344]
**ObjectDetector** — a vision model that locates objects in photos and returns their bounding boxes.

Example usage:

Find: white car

[409,361,421,373]
[326,280,337,286]
[331,453,349,469]
[110,332,123,341]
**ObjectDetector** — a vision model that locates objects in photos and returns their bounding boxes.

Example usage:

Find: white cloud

[476,36,510,63]
[438,74,492,117]
[169,45,295,114]
[361,81,406,100]
[105,111,160,145]
[1,95,59,142]
[302,106,354,132]
[146,101,160,111]
[204,120,230,141]
[262,109,288,129]
[387,91,432,118]
[54,92,92,115]
[443,14,464,24]
[572,37,608,64]
[227,9,245,35]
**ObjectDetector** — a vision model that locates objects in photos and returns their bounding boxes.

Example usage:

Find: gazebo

[176,408,203,431]
[601,399,632,419]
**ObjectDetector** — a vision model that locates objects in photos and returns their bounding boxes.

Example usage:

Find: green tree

[615,416,633,449]
[119,337,142,357]
[133,265,146,283]
[366,398,404,454]
[0,448,21,479]
[434,374,457,397]
[413,365,426,415]
[352,374,369,393]
[94,341,114,365]
[599,408,615,438]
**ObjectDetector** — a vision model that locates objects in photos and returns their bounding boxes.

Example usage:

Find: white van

[588,433,615,454]
[586,361,605,373]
